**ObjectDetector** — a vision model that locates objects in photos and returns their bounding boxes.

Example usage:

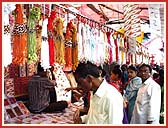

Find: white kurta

[81,79,123,124]
[130,77,161,124]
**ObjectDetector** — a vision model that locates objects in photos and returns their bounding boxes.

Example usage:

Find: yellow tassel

[53,17,65,65]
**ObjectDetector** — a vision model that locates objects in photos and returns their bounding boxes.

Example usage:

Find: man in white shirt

[130,64,161,124]
[73,62,123,124]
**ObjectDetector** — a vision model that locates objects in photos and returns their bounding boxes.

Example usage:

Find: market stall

[3,3,164,125]
[4,96,83,124]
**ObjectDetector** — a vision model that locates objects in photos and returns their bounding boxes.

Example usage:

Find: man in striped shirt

[28,62,68,113]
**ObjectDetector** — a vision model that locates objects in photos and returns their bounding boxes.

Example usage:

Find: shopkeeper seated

[28,62,68,113]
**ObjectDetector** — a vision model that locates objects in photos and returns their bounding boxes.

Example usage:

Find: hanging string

[53,4,115,32]
[58,6,60,17]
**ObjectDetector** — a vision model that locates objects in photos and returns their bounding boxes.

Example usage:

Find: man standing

[73,62,123,124]
[130,64,161,124]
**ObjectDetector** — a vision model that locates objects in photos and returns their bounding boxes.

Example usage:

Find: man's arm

[44,79,57,89]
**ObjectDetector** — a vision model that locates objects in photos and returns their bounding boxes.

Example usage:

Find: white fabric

[77,23,109,65]
[77,22,84,62]
[81,79,123,124]
[130,77,161,124]
[96,31,106,65]
[3,4,16,67]
[4,4,16,25]
[53,63,71,102]
[40,19,50,70]
[111,36,116,62]
[85,24,91,62]
[90,28,96,64]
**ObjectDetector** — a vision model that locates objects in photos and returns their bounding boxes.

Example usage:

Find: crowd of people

[72,62,164,124]
[27,61,164,124]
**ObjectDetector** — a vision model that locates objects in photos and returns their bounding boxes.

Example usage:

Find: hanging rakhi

[64,20,73,71]
[104,26,109,63]
[113,31,119,62]
[12,4,27,65]
[106,31,113,64]
[48,10,56,66]
[71,23,79,71]
[53,17,65,65]
[36,5,43,61]
[27,6,41,64]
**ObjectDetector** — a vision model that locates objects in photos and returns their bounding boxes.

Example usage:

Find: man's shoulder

[29,75,40,80]
[146,77,161,89]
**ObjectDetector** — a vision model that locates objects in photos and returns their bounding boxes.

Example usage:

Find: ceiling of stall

[60,3,154,25]
[58,3,165,57]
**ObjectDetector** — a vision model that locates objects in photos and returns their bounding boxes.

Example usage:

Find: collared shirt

[81,79,123,124]
[130,77,161,124]
[28,75,56,113]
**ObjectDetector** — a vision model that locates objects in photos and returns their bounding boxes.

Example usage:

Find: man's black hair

[37,62,44,72]
[74,61,101,78]
[86,62,101,78]
[74,62,88,78]
[139,63,152,73]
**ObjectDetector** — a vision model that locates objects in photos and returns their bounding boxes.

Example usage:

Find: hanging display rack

[54,4,149,52]
[52,4,116,33]
[26,4,148,52]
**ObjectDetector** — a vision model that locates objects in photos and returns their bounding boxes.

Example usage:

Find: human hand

[65,87,71,92]
[123,100,128,108]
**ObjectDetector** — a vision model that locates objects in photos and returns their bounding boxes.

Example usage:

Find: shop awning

[61,3,151,25]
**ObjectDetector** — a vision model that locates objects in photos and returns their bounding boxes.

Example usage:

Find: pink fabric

[114,38,119,62]
[106,32,113,63]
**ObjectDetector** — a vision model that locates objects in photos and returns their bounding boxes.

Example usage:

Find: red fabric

[154,77,161,85]
[109,80,123,94]
[48,11,56,66]
[14,77,32,96]
[12,4,27,65]
[48,37,55,66]
[9,64,19,78]
[114,39,119,62]
[127,53,131,65]
[106,32,113,63]
[109,82,120,92]
[64,22,73,70]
